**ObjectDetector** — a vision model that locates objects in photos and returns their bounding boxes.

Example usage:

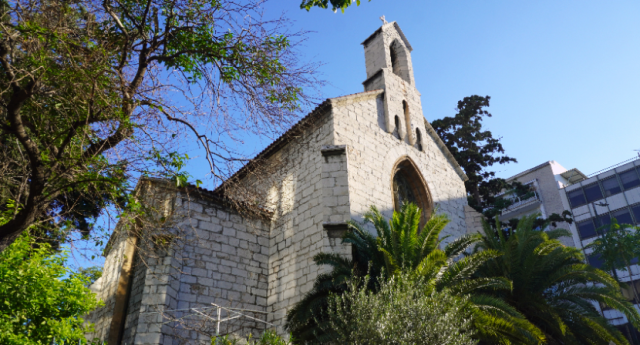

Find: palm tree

[286,203,543,344]
[475,214,640,345]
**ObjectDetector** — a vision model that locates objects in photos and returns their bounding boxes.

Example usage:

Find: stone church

[86,21,480,344]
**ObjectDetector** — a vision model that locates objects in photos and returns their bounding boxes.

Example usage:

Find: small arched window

[394,115,401,140]
[416,128,423,151]
[402,100,411,143]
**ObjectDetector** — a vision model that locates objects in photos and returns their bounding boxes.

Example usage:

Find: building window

[393,171,417,209]
[587,253,604,269]
[391,158,433,226]
[619,168,640,190]
[577,220,597,240]
[583,183,603,203]
[601,176,621,197]
[632,204,640,225]
[416,128,423,151]
[403,100,412,145]
[393,115,401,140]
[595,213,611,229]
[567,189,586,208]
[612,208,633,226]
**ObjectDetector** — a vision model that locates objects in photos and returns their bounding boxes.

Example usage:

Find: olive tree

[324,274,476,345]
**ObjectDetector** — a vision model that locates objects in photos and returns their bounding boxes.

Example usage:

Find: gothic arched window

[393,115,401,140]
[416,128,423,151]
[391,158,433,226]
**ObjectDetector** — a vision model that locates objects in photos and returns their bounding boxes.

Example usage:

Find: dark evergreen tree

[432,95,517,210]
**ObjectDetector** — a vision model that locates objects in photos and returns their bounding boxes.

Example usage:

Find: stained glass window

[393,168,417,211]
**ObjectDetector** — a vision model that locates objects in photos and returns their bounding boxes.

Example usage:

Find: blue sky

[252,0,640,180]
[69,0,640,269]
[180,0,640,186]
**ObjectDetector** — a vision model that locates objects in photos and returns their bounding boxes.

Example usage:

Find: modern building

[499,157,640,336]
[559,157,640,330]
[489,160,587,247]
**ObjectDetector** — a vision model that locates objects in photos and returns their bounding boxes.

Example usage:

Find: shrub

[324,273,476,345]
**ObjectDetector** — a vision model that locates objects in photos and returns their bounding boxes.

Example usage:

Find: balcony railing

[500,192,541,216]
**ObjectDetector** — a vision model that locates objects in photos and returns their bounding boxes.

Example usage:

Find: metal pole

[216,306,221,337]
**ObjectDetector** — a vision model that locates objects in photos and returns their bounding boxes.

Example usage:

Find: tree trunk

[0,208,38,251]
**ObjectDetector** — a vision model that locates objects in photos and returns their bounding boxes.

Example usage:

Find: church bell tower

[361,20,424,148]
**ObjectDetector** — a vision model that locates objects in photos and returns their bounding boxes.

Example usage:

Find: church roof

[213,88,468,197]
[361,22,413,52]
[213,90,384,195]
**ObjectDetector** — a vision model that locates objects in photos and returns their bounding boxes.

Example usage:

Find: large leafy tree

[0,0,318,251]
[431,95,516,210]
[286,204,544,344]
[0,233,102,344]
[475,214,640,345]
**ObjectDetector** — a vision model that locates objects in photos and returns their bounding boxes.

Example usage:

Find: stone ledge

[322,222,349,238]
[321,145,347,157]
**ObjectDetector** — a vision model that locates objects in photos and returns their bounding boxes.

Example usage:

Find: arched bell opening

[389,40,411,84]
[391,157,433,227]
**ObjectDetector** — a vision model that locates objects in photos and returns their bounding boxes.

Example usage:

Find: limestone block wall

[133,193,270,344]
[464,205,484,234]
[363,22,415,86]
[86,182,272,344]
[85,228,134,342]
[262,109,351,332]
[363,29,421,145]
[332,92,469,245]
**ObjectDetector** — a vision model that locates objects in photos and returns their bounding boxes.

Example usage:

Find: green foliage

[324,273,476,345]
[586,219,640,276]
[0,0,318,251]
[475,214,640,345]
[0,233,103,345]
[431,95,517,210]
[212,330,291,345]
[585,219,640,304]
[286,203,540,345]
[300,0,370,12]
[76,266,103,288]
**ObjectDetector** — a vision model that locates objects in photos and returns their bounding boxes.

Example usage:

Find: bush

[212,329,291,345]
[324,273,476,345]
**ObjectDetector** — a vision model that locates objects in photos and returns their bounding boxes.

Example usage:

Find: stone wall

[85,226,134,342]
[258,109,352,332]
[332,90,468,245]
[464,205,485,234]
[86,181,273,344]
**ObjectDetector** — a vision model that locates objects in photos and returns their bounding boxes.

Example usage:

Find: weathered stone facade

[85,22,473,344]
